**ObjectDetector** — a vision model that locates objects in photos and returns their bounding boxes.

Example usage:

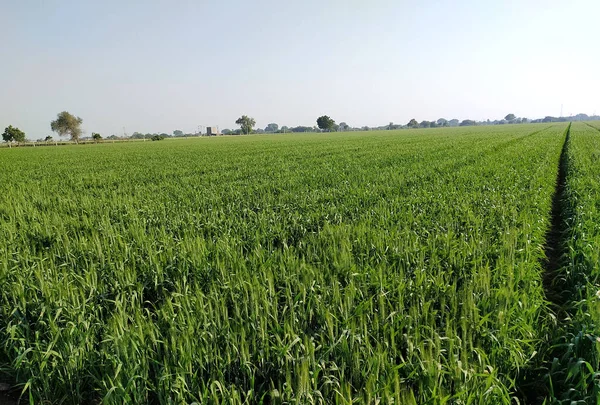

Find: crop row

[543,122,600,403]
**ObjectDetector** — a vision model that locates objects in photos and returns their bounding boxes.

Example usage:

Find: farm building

[206,127,219,136]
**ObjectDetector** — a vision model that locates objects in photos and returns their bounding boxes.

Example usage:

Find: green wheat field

[0,123,598,404]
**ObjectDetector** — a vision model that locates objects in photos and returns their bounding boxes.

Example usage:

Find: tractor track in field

[516,123,571,405]
[584,121,600,133]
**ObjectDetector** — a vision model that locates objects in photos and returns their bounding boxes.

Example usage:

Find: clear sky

[1,0,599,138]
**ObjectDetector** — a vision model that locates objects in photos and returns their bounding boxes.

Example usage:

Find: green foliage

[50,111,83,142]
[0,124,581,404]
[91,133,102,141]
[265,123,279,132]
[505,113,516,121]
[542,122,600,403]
[235,115,256,135]
[407,118,418,128]
[151,134,165,141]
[316,115,335,131]
[2,125,26,142]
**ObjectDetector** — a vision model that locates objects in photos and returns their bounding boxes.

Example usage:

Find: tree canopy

[2,125,26,143]
[265,123,279,132]
[407,119,419,128]
[50,111,83,142]
[316,115,335,132]
[505,113,516,121]
[235,115,256,135]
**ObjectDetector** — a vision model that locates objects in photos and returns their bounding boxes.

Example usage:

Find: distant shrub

[151,134,165,141]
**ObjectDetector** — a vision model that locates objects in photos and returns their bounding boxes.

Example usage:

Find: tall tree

[265,123,279,132]
[407,119,419,128]
[2,125,26,143]
[316,115,335,132]
[504,113,516,122]
[50,111,83,142]
[173,130,183,137]
[235,115,256,135]
[339,122,349,131]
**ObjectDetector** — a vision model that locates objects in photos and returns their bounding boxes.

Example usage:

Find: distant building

[206,127,219,136]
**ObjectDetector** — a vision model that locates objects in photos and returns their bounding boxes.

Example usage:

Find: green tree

[316,115,335,132]
[505,113,516,122]
[407,119,419,128]
[92,133,102,142]
[265,123,279,132]
[235,115,256,135]
[2,125,26,143]
[173,130,183,137]
[50,111,83,142]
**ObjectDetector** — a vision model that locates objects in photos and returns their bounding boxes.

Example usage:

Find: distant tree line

[3,112,600,146]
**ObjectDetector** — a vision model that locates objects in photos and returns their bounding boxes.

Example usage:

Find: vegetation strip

[515,124,570,404]
[539,122,600,404]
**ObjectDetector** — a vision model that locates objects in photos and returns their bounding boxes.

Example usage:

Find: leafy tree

[151,134,165,141]
[361,126,370,131]
[339,122,349,131]
[50,111,83,142]
[2,125,26,143]
[44,135,53,142]
[235,115,256,135]
[291,126,312,133]
[419,120,432,128]
[221,129,232,135]
[459,119,477,126]
[265,123,279,132]
[280,126,289,133]
[437,118,448,126]
[448,119,459,127]
[504,113,516,121]
[316,115,335,132]
[407,119,419,128]
[92,133,102,142]
[173,130,183,137]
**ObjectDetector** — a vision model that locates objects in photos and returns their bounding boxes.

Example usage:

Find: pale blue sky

[1,0,599,137]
